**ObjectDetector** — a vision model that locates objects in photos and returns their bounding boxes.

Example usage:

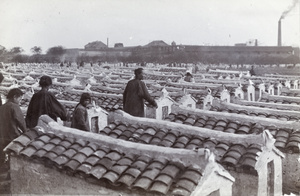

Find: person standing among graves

[0,72,4,106]
[184,71,195,82]
[0,88,27,173]
[123,68,157,117]
[71,93,91,131]
[250,65,255,76]
[25,75,67,128]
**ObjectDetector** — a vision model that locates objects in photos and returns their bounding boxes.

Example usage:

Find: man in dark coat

[25,75,67,128]
[184,71,194,82]
[250,65,255,76]
[123,68,157,117]
[0,88,27,172]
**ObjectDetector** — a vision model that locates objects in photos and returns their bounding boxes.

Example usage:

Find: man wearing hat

[123,68,157,117]
[26,75,67,128]
[184,71,194,82]
[0,88,27,175]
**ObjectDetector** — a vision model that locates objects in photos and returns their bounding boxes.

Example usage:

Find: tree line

[0,46,66,64]
[0,45,299,66]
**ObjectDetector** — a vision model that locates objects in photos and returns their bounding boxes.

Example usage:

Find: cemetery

[1,62,300,195]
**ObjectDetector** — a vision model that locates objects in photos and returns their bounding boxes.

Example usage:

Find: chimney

[107,38,109,48]
[277,20,282,46]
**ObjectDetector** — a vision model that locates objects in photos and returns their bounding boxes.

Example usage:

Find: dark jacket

[250,68,255,76]
[184,75,193,82]
[71,104,90,131]
[25,90,67,128]
[123,79,156,117]
[0,101,27,149]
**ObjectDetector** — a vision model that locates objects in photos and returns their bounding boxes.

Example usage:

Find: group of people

[0,68,158,170]
[0,75,93,168]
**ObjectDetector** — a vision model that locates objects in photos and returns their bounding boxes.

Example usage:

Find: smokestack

[107,38,109,48]
[277,19,282,46]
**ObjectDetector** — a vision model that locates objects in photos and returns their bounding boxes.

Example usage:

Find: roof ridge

[37,115,210,169]
[110,110,265,147]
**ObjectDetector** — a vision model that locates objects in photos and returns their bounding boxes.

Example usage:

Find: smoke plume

[280,0,299,20]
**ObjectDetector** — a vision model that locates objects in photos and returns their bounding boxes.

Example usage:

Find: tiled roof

[85,41,107,49]
[145,40,169,47]
[4,117,218,196]
[166,82,220,90]
[281,92,300,97]
[90,86,123,95]
[232,97,300,112]
[259,93,300,105]
[159,68,186,72]
[259,97,300,105]
[150,85,229,108]
[99,118,264,175]
[97,96,123,111]
[163,109,300,154]
[143,74,181,83]
[55,90,123,112]
[210,106,300,122]
[166,82,238,98]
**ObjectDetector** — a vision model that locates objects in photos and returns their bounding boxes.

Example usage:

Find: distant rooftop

[144,40,169,47]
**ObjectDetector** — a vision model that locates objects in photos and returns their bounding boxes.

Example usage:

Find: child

[71,93,92,131]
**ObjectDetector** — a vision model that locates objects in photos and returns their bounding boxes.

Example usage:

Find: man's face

[82,99,91,107]
[13,95,23,105]
[137,70,144,80]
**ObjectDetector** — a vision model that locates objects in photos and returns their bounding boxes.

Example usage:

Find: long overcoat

[26,90,67,128]
[0,101,27,161]
[123,79,156,117]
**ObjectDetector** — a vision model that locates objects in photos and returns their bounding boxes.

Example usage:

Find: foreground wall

[230,171,258,196]
[282,153,300,195]
[10,157,135,195]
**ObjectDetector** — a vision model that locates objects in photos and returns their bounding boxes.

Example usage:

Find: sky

[0,0,299,54]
